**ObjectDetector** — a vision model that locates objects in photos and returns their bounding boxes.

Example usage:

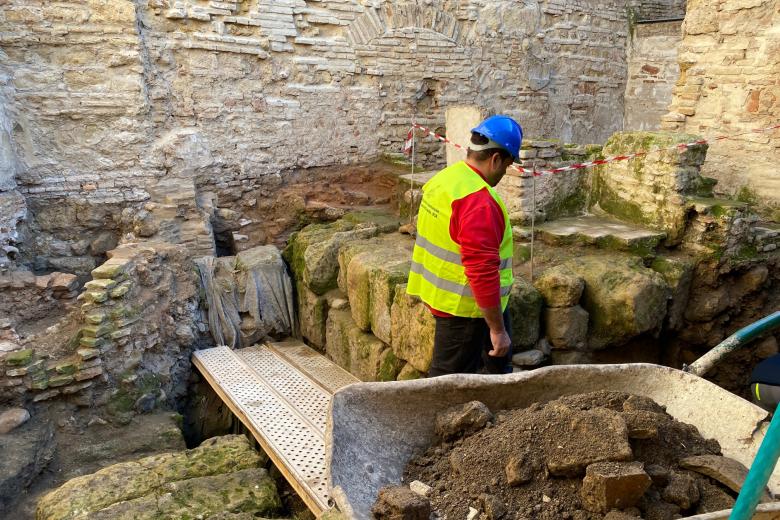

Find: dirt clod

[401,391,734,520]
[661,472,700,510]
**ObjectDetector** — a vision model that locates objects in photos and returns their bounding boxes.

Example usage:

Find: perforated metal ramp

[192,340,360,517]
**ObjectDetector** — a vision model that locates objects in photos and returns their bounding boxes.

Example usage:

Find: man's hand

[488,329,511,357]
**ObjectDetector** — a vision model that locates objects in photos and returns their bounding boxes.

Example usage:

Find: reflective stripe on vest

[406,161,514,318]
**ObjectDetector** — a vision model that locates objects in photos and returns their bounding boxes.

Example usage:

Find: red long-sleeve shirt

[428,164,505,318]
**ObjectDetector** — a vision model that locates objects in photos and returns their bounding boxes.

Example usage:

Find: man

[751,353,780,413]
[407,115,522,376]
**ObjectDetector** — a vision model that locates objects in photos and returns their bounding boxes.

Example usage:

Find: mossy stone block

[48,374,75,387]
[36,436,276,520]
[86,290,108,304]
[508,278,544,349]
[564,255,669,350]
[397,363,425,380]
[85,279,117,291]
[390,284,435,373]
[6,348,33,366]
[110,283,131,298]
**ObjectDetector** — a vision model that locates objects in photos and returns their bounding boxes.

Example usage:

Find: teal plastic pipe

[729,407,780,520]
[686,311,780,377]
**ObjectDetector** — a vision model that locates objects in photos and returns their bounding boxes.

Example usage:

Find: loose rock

[372,486,430,520]
[434,401,493,441]
[580,461,651,513]
[0,408,30,434]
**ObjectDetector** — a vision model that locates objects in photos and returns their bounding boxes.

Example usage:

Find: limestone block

[649,256,693,331]
[507,278,543,348]
[544,305,589,350]
[298,285,329,349]
[372,486,430,520]
[564,256,669,350]
[593,132,708,245]
[36,435,268,520]
[534,265,585,307]
[390,284,435,374]
[324,309,391,381]
[580,462,652,513]
[397,363,424,381]
[342,235,411,343]
[326,309,354,372]
[545,406,632,477]
[0,407,30,434]
[284,220,379,295]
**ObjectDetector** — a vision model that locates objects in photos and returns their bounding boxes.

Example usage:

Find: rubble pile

[384,391,755,520]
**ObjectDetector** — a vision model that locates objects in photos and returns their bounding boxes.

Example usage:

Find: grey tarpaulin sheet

[195,245,297,348]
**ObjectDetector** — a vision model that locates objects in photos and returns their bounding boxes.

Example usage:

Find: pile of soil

[399,391,744,520]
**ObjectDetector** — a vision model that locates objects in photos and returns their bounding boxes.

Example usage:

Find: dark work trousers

[427,309,512,377]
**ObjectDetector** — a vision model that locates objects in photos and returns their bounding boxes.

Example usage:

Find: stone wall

[662,0,780,209]
[623,21,681,131]
[0,242,204,416]
[630,0,687,21]
[1,0,633,257]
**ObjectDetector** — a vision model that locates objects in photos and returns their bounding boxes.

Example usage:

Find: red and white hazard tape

[404,123,780,178]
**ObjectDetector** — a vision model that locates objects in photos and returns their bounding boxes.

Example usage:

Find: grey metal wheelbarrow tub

[326,364,780,519]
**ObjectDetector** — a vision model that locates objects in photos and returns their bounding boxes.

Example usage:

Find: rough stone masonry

[0,0,632,243]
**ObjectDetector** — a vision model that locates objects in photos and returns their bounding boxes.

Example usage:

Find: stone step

[534,215,666,255]
[686,196,748,216]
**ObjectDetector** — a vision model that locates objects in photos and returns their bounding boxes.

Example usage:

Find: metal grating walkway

[192,340,360,516]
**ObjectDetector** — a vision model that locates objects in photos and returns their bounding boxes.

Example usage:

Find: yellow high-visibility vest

[407,161,514,317]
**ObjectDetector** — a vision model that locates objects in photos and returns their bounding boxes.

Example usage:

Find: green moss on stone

[6,348,33,366]
[378,349,401,382]
[736,186,759,206]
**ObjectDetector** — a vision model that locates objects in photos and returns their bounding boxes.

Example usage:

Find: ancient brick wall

[631,0,687,21]
[1,0,632,213]
[623,21,681,131]
[662,0,780,208]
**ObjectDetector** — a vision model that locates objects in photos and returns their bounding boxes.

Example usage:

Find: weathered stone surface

[511,349,545,367]
[390,284,435,373]
[324,309,391,381]
[664,0,780,208]
[36,435,270,520]
[649,256,693,331]
[544,305,589,350]
[580,461,652,513]
[298,285,329,349]
[396,363,424,381]
[341,235,412,343]
[285,220,380,295]
[679,455,757,496]
[624,20,682,132]
[592,132,707,245]
[507,278,543,349]
[372,486,430,520]
[84,468,280,520]
[0,408,30,435]
[0,414,55,512]
[534,265,585,307]
[435,401,493,441]
[564,256,669,350]
[545,406,633,477]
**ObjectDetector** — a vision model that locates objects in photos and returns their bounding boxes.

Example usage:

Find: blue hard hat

[471,115,523,161]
